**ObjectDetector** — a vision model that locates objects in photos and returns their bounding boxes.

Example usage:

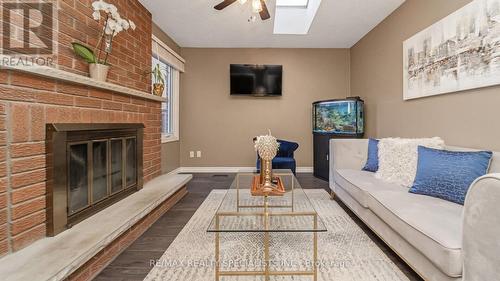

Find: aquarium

[313,98,364,136]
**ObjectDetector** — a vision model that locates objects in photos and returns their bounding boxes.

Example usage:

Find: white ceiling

[140,0,405,48]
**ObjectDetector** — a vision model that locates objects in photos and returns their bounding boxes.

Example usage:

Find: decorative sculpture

[253,130,285,196]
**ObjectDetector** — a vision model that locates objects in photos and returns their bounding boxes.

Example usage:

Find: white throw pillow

[375,137,445,187]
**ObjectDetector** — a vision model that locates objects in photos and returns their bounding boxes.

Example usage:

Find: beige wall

[161,141,180,173]
[153,23,181,54]
[179,48,350,167]
[351,0,500,151]
[152,22,182,173]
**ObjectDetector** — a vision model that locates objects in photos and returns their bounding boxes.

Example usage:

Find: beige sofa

[329,139,500,281]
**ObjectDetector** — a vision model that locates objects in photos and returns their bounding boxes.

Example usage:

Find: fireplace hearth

[46,124,144,236]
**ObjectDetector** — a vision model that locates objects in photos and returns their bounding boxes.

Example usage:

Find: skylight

[276,0,309,7]
[273,0,321,35]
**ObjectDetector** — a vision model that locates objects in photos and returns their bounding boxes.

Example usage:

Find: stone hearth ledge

[0,173,192,281]
[0,56,166,103]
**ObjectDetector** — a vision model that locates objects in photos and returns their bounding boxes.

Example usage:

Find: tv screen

[230,64,282,96]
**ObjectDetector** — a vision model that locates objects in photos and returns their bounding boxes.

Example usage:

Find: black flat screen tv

[230,64,282,96]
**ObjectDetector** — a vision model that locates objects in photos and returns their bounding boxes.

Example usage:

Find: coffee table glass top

[207,169,327,233]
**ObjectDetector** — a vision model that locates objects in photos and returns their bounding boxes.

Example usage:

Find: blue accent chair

[256,139,299,174]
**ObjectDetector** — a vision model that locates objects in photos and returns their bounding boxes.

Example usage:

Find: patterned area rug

[145,190,410,281]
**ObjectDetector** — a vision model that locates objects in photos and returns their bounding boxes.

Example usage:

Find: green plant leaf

[152,63,165,84]
[71,42,96,64]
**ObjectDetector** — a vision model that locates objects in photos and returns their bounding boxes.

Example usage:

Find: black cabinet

[313,134,362,180]
[313,134,331,180]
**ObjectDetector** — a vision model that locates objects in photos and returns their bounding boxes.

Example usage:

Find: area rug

[144,190,410,281]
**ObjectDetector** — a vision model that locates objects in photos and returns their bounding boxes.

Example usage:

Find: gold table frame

[213,172,319,281]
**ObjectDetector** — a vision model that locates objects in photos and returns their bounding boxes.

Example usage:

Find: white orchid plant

[72,0,136,65]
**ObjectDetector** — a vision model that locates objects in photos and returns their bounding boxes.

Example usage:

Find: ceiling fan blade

[259,0,270,20]
[214,0,238,10]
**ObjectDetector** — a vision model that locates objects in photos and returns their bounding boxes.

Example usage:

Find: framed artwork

[403,0,500,100]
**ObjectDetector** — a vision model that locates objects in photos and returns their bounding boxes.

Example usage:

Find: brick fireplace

[0,0,160,257]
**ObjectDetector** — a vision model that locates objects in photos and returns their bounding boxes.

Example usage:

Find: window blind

[152,35,185,73]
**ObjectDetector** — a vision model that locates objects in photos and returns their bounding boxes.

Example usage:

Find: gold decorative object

[251,175,284,196]
[253,130,284,196]
[152,83,164,96]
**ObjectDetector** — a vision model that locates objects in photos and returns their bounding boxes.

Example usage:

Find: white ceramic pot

[89,63,110,82]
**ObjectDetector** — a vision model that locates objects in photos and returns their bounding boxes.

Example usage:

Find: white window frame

[162,69,179,143]
[152,35,184,143]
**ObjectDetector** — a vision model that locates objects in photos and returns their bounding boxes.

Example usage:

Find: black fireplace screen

[47,124,144,236]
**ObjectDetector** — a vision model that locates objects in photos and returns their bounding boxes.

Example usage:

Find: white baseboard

[179,167,254,173]
[296,167,314,173]
[175,167,314,173]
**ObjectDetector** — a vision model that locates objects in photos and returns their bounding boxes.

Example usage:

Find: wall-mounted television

[230,64,282,96]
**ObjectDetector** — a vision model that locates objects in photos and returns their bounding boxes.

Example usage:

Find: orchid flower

[89,0,136,65]
[91,0,135,36]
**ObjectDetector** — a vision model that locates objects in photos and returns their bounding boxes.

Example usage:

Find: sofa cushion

[368,189,463,277]
[376,137,445,187]
[410,146,492,205]
[362,138,379,172]
[334,169,403,208]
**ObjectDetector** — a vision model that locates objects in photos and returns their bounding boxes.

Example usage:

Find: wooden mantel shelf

[1,61,166,103]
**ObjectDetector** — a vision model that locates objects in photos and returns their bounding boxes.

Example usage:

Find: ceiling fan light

[252,0,263,13]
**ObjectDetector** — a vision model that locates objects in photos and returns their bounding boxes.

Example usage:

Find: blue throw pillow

[409,146,492,205]
[362,138,379,172]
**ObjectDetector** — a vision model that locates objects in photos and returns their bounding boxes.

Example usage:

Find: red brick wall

[0,0,159,256]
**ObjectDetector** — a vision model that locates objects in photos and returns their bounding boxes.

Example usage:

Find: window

[152,35,184,143]
[152,57,175,139]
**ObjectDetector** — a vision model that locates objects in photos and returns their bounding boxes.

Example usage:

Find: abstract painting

[403,0,500,100]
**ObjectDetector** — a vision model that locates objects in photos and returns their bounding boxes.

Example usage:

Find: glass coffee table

[207,169,327,281]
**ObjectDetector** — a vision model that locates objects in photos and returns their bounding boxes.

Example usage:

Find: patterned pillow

[376,137,445,187]
[409,146,492,205]
[362,138,379,172]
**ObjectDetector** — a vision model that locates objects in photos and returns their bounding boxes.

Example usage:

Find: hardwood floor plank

[107,250,163,269]
[126,236,177,252]
[94,267,151,281]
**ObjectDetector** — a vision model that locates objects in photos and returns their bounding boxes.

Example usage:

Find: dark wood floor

[95,173,422,281]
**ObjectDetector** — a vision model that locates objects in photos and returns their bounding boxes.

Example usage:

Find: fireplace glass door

[67,137,138,218]
[126,138,137,187]
[92,141,108,203]
[68,143,89,215]
[111,139,123,194]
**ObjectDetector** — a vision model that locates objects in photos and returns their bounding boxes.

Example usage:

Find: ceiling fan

[214,0,271,21]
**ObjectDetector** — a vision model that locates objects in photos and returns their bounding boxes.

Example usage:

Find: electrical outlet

[196,151,202,158]
[189,151,195,158]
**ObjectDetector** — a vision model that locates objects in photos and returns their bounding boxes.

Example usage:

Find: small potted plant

[72,0,136,82]
[151,63,166,96]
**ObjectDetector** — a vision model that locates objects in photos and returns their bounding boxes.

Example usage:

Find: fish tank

[313,97,364,137]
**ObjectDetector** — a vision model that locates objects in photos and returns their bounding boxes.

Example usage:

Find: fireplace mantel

[1,58,166,103]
